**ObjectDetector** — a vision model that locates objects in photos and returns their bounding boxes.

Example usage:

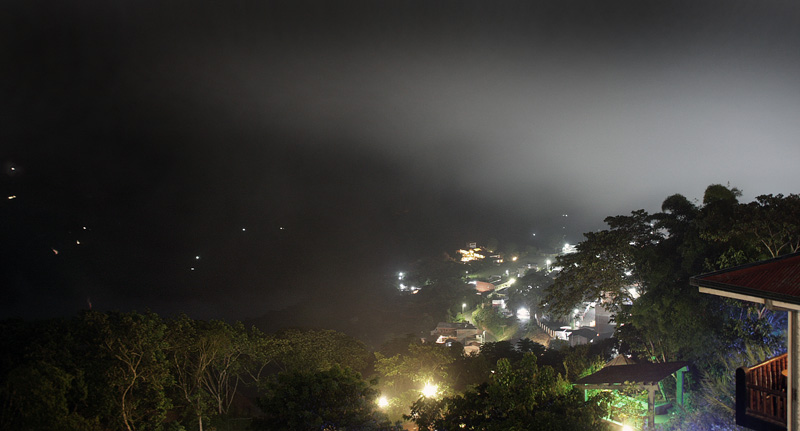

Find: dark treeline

[0,312,383,430]
[0,310,613,431]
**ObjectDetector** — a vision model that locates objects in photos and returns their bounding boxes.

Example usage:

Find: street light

[421,382,439,398]
[377,396,389,408]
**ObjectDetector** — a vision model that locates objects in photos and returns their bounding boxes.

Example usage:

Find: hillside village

[412,242,617,353]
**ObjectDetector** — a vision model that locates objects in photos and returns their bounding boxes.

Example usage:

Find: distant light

[7,195,16,200]
[279,227,285,230]
[76,240,80,245]
[195,256,200,260]
[532,233,536,236]
[52,248,58,255]
[242,228,246,232]
[10,167,15,171]
[377,396,389,408]
[191,267,195,271]
[82,226,87,230]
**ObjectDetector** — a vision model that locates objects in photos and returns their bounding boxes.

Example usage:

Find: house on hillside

[471,281,496,293]
[569,328,601,346]
[691,251,800,431]
[430,322,480,346]
[537,298,615,346]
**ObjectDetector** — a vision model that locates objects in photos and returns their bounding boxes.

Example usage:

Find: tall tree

[543,209,659,318]
[736,193,800,258]
[167,315,217,431]
[83,311,173,431]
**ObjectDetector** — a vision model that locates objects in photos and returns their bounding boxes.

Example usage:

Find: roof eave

[692,277,800,311]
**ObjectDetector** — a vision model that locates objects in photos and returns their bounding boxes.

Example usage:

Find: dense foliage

[405,355,612,431]
[254,365,394,431]
[542,185,797,427]
[0,312,375,431]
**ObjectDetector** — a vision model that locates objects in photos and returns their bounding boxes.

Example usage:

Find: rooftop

[434,322,477,330]
[690,252,800,306]
[574,361,689,387]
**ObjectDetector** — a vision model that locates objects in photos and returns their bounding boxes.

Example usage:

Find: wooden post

[790,310,800,431]
[735,367,747,426]
[647,386,656,430]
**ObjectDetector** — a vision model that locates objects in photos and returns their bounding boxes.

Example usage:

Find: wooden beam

[699,287,800,311]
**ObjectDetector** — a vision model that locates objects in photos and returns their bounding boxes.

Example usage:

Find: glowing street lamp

[377,396,389,408]
[421,382,439,398]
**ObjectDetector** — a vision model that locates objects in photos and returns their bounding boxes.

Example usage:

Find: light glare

[421,382,438,398]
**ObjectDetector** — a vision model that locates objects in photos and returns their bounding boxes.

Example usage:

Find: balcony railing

[736,353,787,431]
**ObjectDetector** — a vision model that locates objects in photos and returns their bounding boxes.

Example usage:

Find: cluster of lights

[457,248,485,262]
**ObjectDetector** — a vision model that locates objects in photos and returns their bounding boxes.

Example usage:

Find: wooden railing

[736,353,787,430]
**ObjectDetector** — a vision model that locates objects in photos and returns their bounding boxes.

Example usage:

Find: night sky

[3,1,800,325]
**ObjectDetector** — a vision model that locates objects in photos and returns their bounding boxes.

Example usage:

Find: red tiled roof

[690,252,800,304]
